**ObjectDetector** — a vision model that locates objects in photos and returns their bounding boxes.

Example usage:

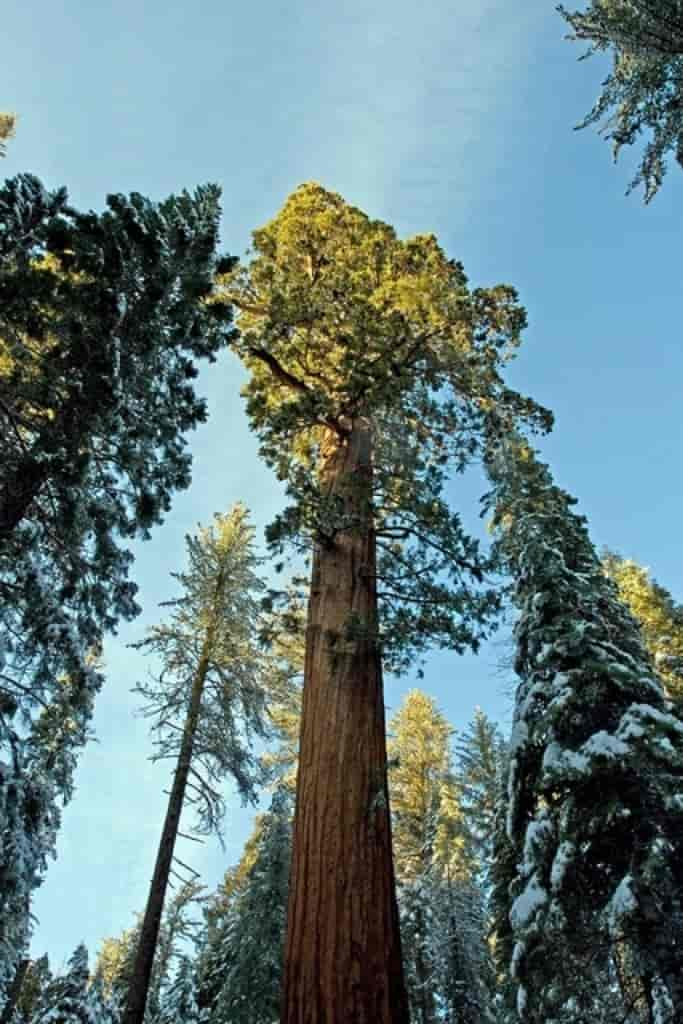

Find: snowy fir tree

[484,434,683,1022]
[0,172,234,966]
[31,944,92,1024]
[0,173,234,737]
[455,708,508,894]
[122,505,272,1024]
[144,881,204,1024]
[195,787,292,1024]
[154,959,198,1024]
[216,181,550,1022]
[560,0,683,200]
[0,729,58,1008]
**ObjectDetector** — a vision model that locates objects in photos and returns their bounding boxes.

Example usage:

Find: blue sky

[3,0,682,973]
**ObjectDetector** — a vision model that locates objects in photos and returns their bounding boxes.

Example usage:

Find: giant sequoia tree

[560,0,683,200]
[218,182,550,1023]
[485,436,683,1022]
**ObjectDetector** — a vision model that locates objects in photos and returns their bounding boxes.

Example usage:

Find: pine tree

[0,730,58,1006]
[387,691,494,1024]
[12,957,53,1024]
[484,434,683,1022]
[0,174,233,962]
[155,959,198,1024]
[560,1,683,200]
[33,945,92,1024]
[145,882,203,1024]
[0,115,15,157]
[93,927,141,1013]
[198,787,293,1024]
[216,182,551,1023]
[603,550,683,711]
[455,708,508,893]
[122,506,270,1024]
[0,172,234,778]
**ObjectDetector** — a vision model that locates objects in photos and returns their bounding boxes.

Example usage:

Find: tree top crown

[217,182,541,457]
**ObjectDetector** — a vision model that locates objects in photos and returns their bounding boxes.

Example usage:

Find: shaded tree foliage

[484,434,683,1022]
[560,0,683,199]
[0,172,231,991]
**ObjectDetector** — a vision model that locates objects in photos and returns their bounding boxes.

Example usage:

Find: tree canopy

[560,0,683,199]
[218,181,551,670]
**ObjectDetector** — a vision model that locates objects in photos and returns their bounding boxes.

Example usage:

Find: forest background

[2,0,682,972]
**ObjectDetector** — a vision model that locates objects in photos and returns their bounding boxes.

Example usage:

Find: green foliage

[484,434,683,1021]
[560,1,683,199]
[387,691,495,1023]
[13,957,53,1024]
[219,183,551,671]
[455,708,508,891]
[0,172,234,798]
[0,731,59,999]
[602,549,683,710]
[33,945,92,1024]
[196,788,292,1024]
[0,115,15,157]
[131,505,271,834]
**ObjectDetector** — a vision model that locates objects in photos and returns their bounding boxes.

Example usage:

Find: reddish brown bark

[281,419,410,1024]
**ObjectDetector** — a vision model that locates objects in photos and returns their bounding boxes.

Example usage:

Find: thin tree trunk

[122,643,211,1024]
[0,958,29,1024]
[281,418,410,1024]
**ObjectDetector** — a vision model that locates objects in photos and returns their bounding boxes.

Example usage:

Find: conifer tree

[197,787,293,1024]
[603,550,683,711]
[0,172,234,780]
[484,434,683,1022]
[12,957,52,1024]
[456,709,507,880]
[0,174,234,963]
[560,1,683,199]
[32,945,92,1024]
[93,927,141,1012]
[388,691,493,1024]
[0,730,58,1005]
[155,959,198,1024]
[122,506,270,1024]
[0,115,15,157]
[145,881,203,1024]
[217,182,550,1023]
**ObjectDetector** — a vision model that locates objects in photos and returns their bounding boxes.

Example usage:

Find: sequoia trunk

[281,419,410,1024]
[122,644,210,1024]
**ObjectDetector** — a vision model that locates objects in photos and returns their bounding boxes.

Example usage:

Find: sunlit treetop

[0,113,15,157]
[221,182,547,468]
[217,184,551,672]
[603,549,683,710]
